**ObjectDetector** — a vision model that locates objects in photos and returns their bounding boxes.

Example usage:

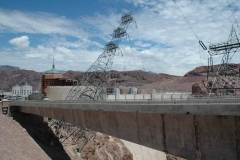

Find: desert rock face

[1,63,239,93]
[64,70,84,81]
[49,121,133,160]
[81,132,133,160]
[187,63,240,95]
[184,66,209,77]
[192,82,208,95]
[0,65,20,71]
[184,63,240,77]
[166,154,186,160]
[0,69,178,92]
[0,68,207,95]
[0,69,42,91]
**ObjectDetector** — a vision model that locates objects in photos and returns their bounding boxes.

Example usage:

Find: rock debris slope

[0,114,50,160]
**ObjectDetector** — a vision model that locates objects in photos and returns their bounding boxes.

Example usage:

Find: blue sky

[0,0,240,76]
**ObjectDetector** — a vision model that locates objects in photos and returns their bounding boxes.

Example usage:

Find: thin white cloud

[0,9,88,38]
[56,47,76,60]
[9,35,30,49]
[134,41,151,47]
[1,0,240,76]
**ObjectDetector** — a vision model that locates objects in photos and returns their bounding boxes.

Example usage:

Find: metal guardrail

[10,97,240,106]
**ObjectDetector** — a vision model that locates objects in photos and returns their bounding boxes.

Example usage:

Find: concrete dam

[10,99,240,159]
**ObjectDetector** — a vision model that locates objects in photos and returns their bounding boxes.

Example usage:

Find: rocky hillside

[0,65,20,71]
[0,68,179,92]
[64,70,178,87]
[0,70,42,92]
[50,122,133,160]
[184,63,240,77]
[2,64,233,93]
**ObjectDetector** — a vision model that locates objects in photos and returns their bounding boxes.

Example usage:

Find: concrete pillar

[115,88,120,101]
[151,89,156,101]
[130,87,138,94]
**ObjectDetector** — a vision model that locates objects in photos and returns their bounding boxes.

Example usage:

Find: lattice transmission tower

[65,12,137,100]
[207,25,240,96]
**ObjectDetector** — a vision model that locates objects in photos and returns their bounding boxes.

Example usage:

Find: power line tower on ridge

[206,25,240,96]
[65,12,137,101]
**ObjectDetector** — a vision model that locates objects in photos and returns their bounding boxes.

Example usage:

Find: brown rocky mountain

[64,70,177,83]
[0,65,20,71]
[64,70,178,86]
[184,63,240,77]
[186,63,240,95]
[0,68,180,92]
[191,82,208,95]
[0,69,42,92]
[4,64,238,93]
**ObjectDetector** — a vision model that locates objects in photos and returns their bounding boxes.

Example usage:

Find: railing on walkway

[10,97,240,106]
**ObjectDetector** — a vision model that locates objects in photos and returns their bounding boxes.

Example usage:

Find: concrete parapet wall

[143,94,151,100]
[162,94,172,100]
[119,94,126,100]
[134,94,144,100]
[10,101,240,159]
[154,94,162,100]
[126,94,134,100]
[107,95,115,100]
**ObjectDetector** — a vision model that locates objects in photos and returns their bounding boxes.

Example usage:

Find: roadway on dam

[10,98,240,116]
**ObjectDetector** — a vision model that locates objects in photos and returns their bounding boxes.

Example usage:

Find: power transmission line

[226,0,240,31]
[172,0,200,41]
[171,0,207,50]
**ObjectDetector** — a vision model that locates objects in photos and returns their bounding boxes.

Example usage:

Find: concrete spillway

[10,100,240,159]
